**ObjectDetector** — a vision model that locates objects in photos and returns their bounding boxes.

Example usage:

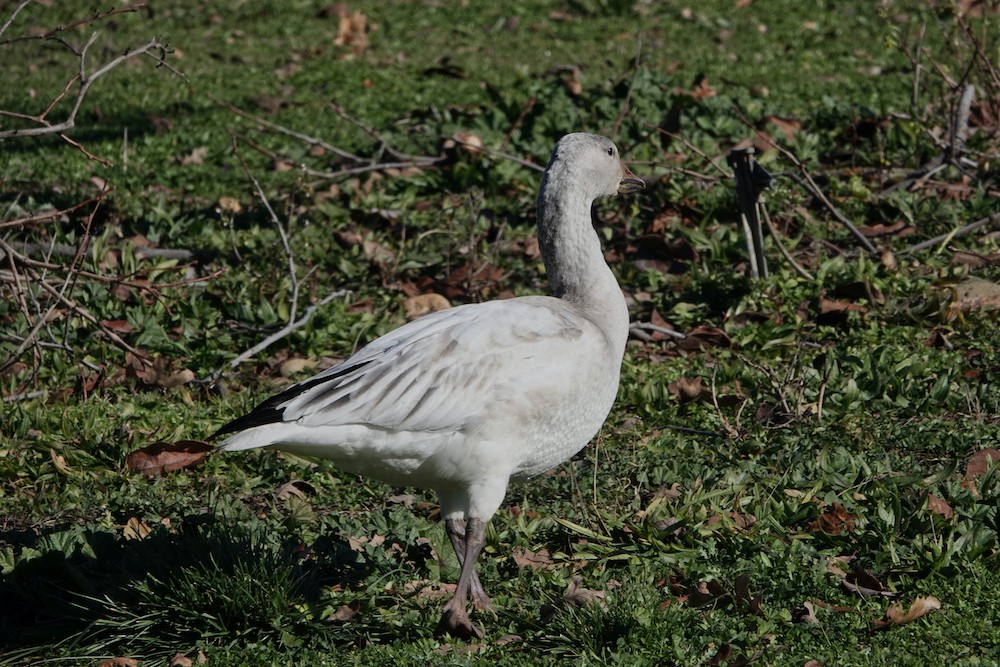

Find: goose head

[545,133,645,199]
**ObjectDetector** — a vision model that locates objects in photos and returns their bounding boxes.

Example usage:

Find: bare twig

[212,96,363,162]
[231,135,302,322]
[0,1,32,40]
[204,289,348,384]
[642,121,732,177]
[759,200,815,281]
[0,38,170,143]
[903,212,1000,254]
[0,3,149,45]
[630,321,687,340]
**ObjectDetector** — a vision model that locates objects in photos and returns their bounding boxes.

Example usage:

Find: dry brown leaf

[668,376,709,404]
[329,599,361,622]
[101,319,134,336]
[965,448,1000,480]
[180,145,208,166]
[279,357,317,377]
[169,653,193,667]
[452,131,484,155]
[335,10,369,55]
[562,575,607,609]
[123,516,153,541]
[512,546,553,571]
[926,493,954,519]
[98,659,139,667]
[825,555,854,577]
[403,293,451,320]
[687,579,729,607]
[873,595,941,630]
[809,502,856,535]
[125,440,213,477]
[842,567,896,598]
[217,196,242,214]
[948,277,1000,316]
[676,325,732,352]
[275,479,316,500]
[793,600,820,624]
[50,448,71,475]
[563,65,583,96]
[386,493,415,508]
[761,115,801,141]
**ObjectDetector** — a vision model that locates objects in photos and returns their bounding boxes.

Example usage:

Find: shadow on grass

[0,514,367,662]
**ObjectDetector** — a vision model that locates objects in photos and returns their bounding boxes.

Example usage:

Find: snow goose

[215,132,644,638]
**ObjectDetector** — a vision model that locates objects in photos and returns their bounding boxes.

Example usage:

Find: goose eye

[606,146,614,156]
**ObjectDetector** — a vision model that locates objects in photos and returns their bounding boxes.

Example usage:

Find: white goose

[216,133,644,638]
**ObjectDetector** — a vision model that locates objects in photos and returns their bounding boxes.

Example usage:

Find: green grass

[3,1,1000,665]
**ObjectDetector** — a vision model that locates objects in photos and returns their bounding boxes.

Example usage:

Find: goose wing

[215,297,596,438]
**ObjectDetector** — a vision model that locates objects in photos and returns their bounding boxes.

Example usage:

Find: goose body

[216,132,644,637]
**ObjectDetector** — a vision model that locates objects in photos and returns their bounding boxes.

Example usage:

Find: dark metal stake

[728,147,773,279]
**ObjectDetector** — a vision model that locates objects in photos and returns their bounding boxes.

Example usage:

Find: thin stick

[0,39,168,140]
[759,200,815,281]
[205,289,347,384]
[213,96,363,162]
[630,321,687,340]
[231,135,301,322]
[642,121,732,177]
[0,0,33,40]
[903,212,1000,254]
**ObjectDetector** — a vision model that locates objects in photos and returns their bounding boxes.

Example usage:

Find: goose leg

[444,518,492,610]
[436,517,487,639]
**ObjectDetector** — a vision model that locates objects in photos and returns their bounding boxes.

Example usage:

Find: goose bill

[618,176,645,194]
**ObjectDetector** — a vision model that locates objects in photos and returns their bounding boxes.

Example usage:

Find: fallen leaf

[668,376,709,404]
[123,516,153,541]
[217,196,242,214]
[50,448,71,475]
[512,547,553,571]
[873,595,941,630]
[793,600,820,624]
[925,493,954,519]
[451,131,484,155]
[686,579,729,607]
[809,502,856,535]
[329,599,361,622]
[98,659,139,667]
[562,575,606,608]
[675,326,731,352]
[403,293,451,320]
[761,115,801,141]
[841,566,896,597]
[279,357,317,377]
[180,146,208,166]
[101,319,134,336]
[169,653,193,667]
[965,448,1000,480]
[276,479,316,500]
[948,277,1000,315]
[334,10,369,56]
[125,440,213,476]
[825,555,854,577]
[563,65,583,96]
[386,493,415,508]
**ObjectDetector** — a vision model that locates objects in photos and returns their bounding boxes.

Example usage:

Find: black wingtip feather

[212,358,375,440]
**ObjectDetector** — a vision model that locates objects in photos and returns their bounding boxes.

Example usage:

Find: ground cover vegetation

[1,0,1000,665]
